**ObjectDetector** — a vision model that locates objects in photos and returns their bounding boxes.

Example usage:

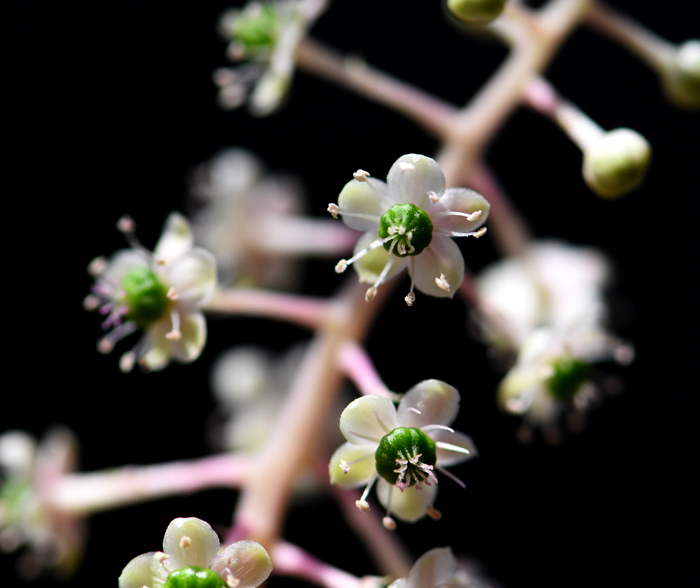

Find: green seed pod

[375,427,437,486]
[661,40,700,110]
[546,357,590,402]
[378,204,433,257]
[162,567,227,588]
[447,0,507,25]
[582,128,651,198]
[120,265,169,327]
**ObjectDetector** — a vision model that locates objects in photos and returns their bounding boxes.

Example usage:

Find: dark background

[4,1,698,587]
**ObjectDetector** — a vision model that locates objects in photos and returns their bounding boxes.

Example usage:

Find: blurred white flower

[85,213,217,372]
[214,0,328,115]
[333,154,490,305]
[329,380,477,526]
[391,547,498,588]
[118,517,272,588]
[0,428,85,580]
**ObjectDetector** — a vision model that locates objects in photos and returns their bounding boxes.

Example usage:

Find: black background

[4,1,698,588]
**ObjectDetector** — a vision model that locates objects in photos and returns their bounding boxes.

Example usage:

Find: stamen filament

[436,465,466,489]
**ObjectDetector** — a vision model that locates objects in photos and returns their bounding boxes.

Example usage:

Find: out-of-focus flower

[475,242,633,442]
[214,0,328,115]
[332,154,490,305]
[85,213,217,372]
[0,429,85,580]
[329,380,477,527]
[189,148,304,290]
[118,517,272,588]
[390,548,498,588]
[660,39,700,109]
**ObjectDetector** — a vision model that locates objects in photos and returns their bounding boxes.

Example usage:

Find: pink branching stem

[205,289,329,330]
[272,542,363,588]
[331,486,412,579]
[47,454,248,515]
[255,216,359,256]
[337,341,398,400]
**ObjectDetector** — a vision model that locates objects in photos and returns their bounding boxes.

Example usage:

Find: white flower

[86,213,217,372]
[328,380,477,526]
[333,154,490,305]
[190,148,304,289]
[215,0,328,115]
[0,429,85,579]
[118,517,272,588]
[390,548,496,588]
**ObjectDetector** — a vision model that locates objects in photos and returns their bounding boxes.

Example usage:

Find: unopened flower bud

[582,128,651,198]
[447,0,507,25]
[661,40,700,109]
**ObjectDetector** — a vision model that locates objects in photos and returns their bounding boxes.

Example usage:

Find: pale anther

[335,260,348,273]
[179,535,192,549]
[119,352,136,373]
[340,460,350,474]
[404,292,415,306]
[398,162,415,172]
[355,499,370,512]
[426,506,442,520]
[167,287,179,301]
[382,516,397,530]
[428,190,439,202]
[328,203,340,218]
[98,338,114,355]
[88,256,108,277]
[466,210,482,221]
[353,169,370,181]
[473,227,487,238]
[165,330,182,341]
[83,294,100,311]
[117,215,136,233]
[154,552,169,563]
[365,287,378,302]
[435,273,452,292]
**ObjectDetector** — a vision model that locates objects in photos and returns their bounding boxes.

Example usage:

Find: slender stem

[296,37,456,139]
[205,289,329,330]
[524,77,605,150]
[272,542,364,588]
[46,454,248,515]
[331,485,412,579]
[254,216,359,256]
[337,341,399,400]
[585,2,676,72]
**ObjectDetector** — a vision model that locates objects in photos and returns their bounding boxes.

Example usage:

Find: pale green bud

[661,40,700,109]
[582,128,651,198]
[447,0,507,25]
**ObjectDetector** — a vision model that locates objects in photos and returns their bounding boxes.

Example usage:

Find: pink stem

[272,542,363,588]
[337,341,398,400]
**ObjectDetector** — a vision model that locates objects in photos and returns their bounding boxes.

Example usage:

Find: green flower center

[546,356,590,401]
[378,204,433,257]
[233,5,280,52]
[375,427,437,489]
[162,567,227,588]
[120,265,170,328]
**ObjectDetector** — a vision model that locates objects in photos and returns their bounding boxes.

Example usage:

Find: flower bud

[582,128,651,198]
[661,40,700,109]
[447,0,507,25]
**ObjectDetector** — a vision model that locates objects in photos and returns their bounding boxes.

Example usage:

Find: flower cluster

[85,213,217,372]
[331,154,490,305]
[329,380,477,527]
[119,517,272,588]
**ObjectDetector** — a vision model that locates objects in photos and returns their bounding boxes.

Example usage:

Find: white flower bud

[447,0,507,25]
[661,40,700,110]
[582,128,651,198]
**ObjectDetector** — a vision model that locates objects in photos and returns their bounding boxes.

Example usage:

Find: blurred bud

[447,0,507,25]
[661,40,700,109]
[582,128,651,198]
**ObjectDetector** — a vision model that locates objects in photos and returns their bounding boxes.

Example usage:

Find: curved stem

[272,542,365,588]
[337,341,399,401]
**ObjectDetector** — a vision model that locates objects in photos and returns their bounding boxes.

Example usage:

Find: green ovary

[378,204,433,257]
[546,357,590,401]
[162,567,227,588]
[234,5,279,50]
[120,266,169,327]
[375,427,437,486]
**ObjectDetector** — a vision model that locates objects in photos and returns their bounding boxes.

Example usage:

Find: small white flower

[118,517,272,588]
[86,212,217,372]
[0,429,85,579]
[333,154,490,305]
[328,380,477,525]
[189,148,304,289]
[215,0,328,115]
[391,548,496,588]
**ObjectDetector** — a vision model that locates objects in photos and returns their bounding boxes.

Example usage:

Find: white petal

[154,213,193,264]
[409,236,464,298]
[210,540,273,588]
[166,248,217,310]
[249,70,292,116]
[428,188,490,235]
[398,380,460,428]
[328,442,377,488]
[103,249,152,283]
[429,429,478,466]
[118,552,169,588]
[406,548,458,588]
[338,178,390,232]
[376,478,437,523]
[389,579,408,588]
[386,154,445,208]
[163,517,220,569]
[352,231,410,284]
[169,312,207,363]
[339,396,399,446]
